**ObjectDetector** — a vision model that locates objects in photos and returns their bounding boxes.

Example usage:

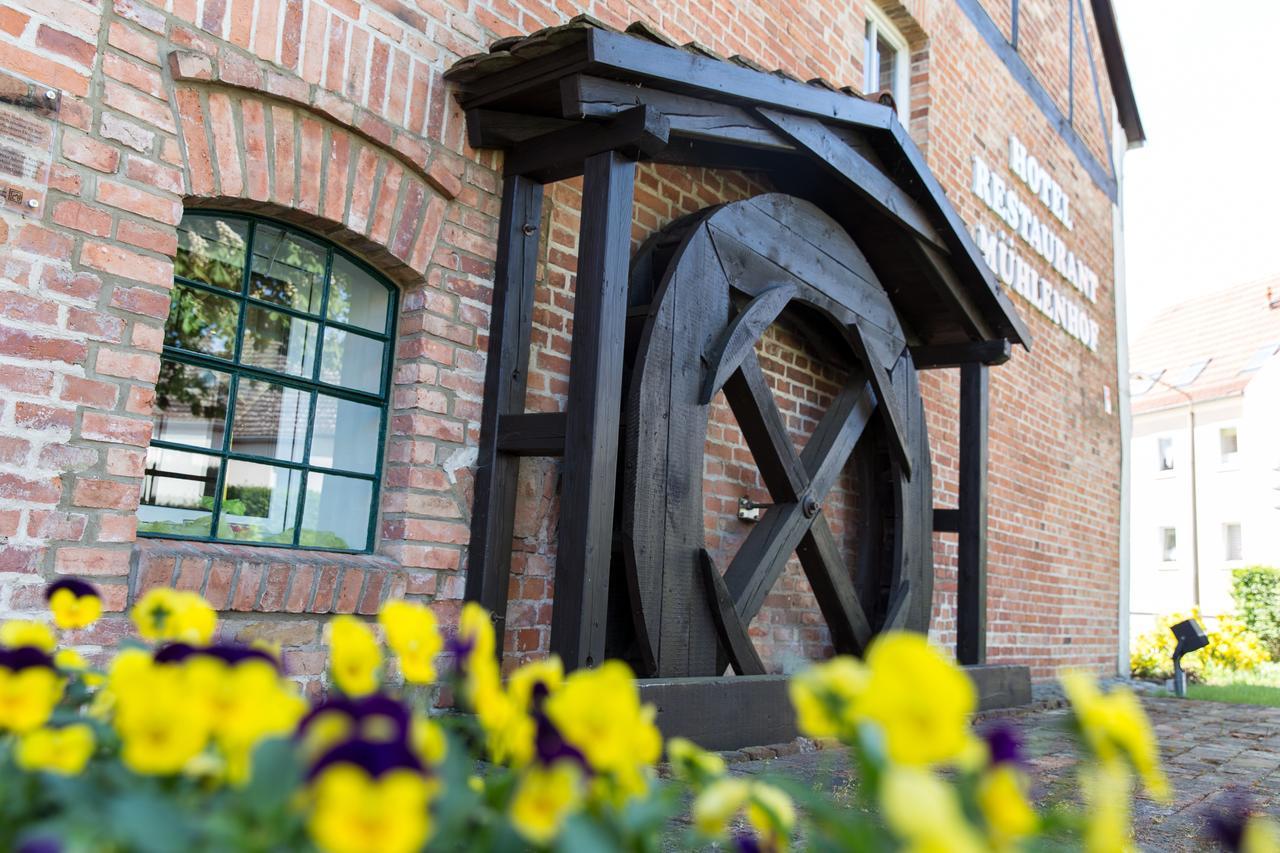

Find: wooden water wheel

[617,194,934,678]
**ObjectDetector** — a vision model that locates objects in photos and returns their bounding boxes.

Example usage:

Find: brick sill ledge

[131,539,406,615]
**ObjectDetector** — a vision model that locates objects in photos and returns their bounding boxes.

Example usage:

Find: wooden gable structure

[447,18,1033,747]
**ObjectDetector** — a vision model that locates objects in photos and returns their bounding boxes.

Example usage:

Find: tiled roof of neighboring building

[1129,277,1280,414]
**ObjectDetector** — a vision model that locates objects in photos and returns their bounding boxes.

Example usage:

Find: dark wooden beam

[551,151,636,670]
[561,74,794,151]
[700,550,766,676]
[495,411,566,456]
[701,284,795,404]
[844,320,911,480]
[795,517,872,655]
[503,105,670,183]
[933,507,960,533]
[957,362,989,666]
[911,339,1012,369]
[722,354,809,503]
[754,108,948,254]
[466,109,577,148]
[464,176,545,646]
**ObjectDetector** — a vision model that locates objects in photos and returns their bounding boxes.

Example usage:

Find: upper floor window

[1157,436,1175,472]
[1220,427,1239,465]
[138,213,396,552]
[1159,527,1177,562]
[863,6,911,120]
[1224,523,1243,562]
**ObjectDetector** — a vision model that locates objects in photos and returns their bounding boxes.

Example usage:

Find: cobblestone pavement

[718,697,1280,851]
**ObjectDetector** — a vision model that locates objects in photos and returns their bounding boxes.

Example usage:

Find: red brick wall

[0,0,1125,684]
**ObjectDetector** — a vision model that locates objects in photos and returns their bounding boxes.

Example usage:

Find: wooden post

[957,362,989,665]
[551,150,636,669]
[464,176,544,651]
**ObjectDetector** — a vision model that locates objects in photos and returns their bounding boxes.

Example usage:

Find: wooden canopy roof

[446,17,1032,358]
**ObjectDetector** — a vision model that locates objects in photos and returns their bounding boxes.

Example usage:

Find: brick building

[0,0,1141,689]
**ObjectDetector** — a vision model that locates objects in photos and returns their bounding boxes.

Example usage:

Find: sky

[1115,0,1280,339]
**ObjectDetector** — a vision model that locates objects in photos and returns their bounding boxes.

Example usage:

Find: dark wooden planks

[888,352,935,632]
[466,109,576,148]
[957,362,989,666]
[700,549,766,675]
[464,177,545,645]
[933,508,960,533]
[495,411,567,456]
[701,283,795,404]
[639,675,797,751]
[561,75,793,151]
[795,517,872,654]
[551,151,636,670]
[969,664,1031,711]
[503,105,670,183]
[911,339,1012,369]
[754,108,947,253]
[845,320,911,480]
[722,353,808,502]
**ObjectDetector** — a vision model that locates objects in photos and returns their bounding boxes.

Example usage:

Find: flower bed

[0,580,1276,852]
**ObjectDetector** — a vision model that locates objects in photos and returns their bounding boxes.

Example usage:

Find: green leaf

[107,790,198,853]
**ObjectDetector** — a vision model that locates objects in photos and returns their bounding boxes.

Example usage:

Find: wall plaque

[0,70,61,217]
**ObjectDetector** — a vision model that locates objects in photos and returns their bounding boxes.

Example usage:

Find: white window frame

[1223,523,1243,562]
[1159,526,1178,564]
[863,4,911,122]
[1156,436,1175,473]
[1219,426,1239,467]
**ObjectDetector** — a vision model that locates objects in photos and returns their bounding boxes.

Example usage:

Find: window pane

[249,224,326,314]
[327,254,389,333]
[165,283,240,360]
[300,473,372,550]
[1161,528,1177,561]
[230,377,311,463]
[138,447,219,537]
[217,459,302,544]
[310,394,380,474]
[320,327,384,394]
[1220,428,1239,463]
[1157,437,1175,471]
[241,304,319,379]
[877,35,896,95]
[1225,524,1243,561]
[863,21,877,91]
[175,216,247,292]
[152,360,230,450]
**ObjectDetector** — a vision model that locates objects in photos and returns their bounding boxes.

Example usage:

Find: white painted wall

[1128,365,1280,635]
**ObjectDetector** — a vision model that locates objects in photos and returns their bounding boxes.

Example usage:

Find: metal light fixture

[1170,618,1209,697]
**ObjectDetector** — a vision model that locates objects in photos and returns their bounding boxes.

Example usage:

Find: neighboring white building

[1129,280,1280,633]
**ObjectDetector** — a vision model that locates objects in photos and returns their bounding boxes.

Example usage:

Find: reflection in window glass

[230,378,310,463]
[1220,427,1239,464]
[175,216,247,291]
[217,460,303,543]
[310,394,380,474]
[1160,527,1177,562]
[165,283,239,360]
[249,224,327,314]
[320,328,383,394]
[301,473,372,550]
[152,361,230,450]
[1157,437,1175,472]
[327,255,389,333]
[241,305,319,379]
[138,447,219,537]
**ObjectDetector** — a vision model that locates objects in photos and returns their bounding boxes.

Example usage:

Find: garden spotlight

[1169,618,1209,697]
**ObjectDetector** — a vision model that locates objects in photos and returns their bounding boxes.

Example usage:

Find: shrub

[1232,566,1280,657]
[1130,608,1270,680]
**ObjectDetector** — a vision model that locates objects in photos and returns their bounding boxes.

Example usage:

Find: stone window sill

[132,538,405,615]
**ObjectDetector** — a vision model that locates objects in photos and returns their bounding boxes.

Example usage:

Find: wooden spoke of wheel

[717,350,876,655]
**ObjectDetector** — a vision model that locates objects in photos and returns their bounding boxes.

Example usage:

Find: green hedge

[1232,566,1280,656]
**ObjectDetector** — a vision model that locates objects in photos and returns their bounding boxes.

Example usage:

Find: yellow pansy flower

[378,600,443,684]
[880,766,986,853]
[113,659,212,775]
[328,616,382,698]
[855,632,978,767]
[745,782,796,851]
[1243,815,1280,853]
[411,715,447,767]
[509,761,585,845]
[308,764,434,853]
[667,736,727,789]
[473,675,535,767]
[507,656,564,713]
[977,764,1038,848]
[16,724,95,775]
[46,579,102,630]
[1061,669,1170,801]
[788,655,867,740]
[693,777,751,836]
[132,588,216,644]
[0,660,63,733]
[0,620,57,653]
[1079,761,1136,853]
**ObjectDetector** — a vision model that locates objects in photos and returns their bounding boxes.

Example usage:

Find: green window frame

[138,212,397,553]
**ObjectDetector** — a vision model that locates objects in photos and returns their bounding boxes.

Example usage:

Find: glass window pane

[249,224,326,314]
[241,305,319,379]
[165,283,240,360]
[175,215,248,292]
[877,35,896,95]
[320,328,384,394]
[152,360,230,450]
[327,254,389,333]
[310,394,380,474]
[217,460,302,544]
[138,447,219,537]
[230,378,311,463]
[300,473,372,550]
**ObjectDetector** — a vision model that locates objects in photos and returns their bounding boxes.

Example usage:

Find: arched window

[138,213,396,553]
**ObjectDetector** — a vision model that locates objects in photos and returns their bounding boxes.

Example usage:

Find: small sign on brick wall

[0,69,61,218]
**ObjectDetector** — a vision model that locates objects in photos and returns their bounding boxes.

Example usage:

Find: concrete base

[639,664,1032,751]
